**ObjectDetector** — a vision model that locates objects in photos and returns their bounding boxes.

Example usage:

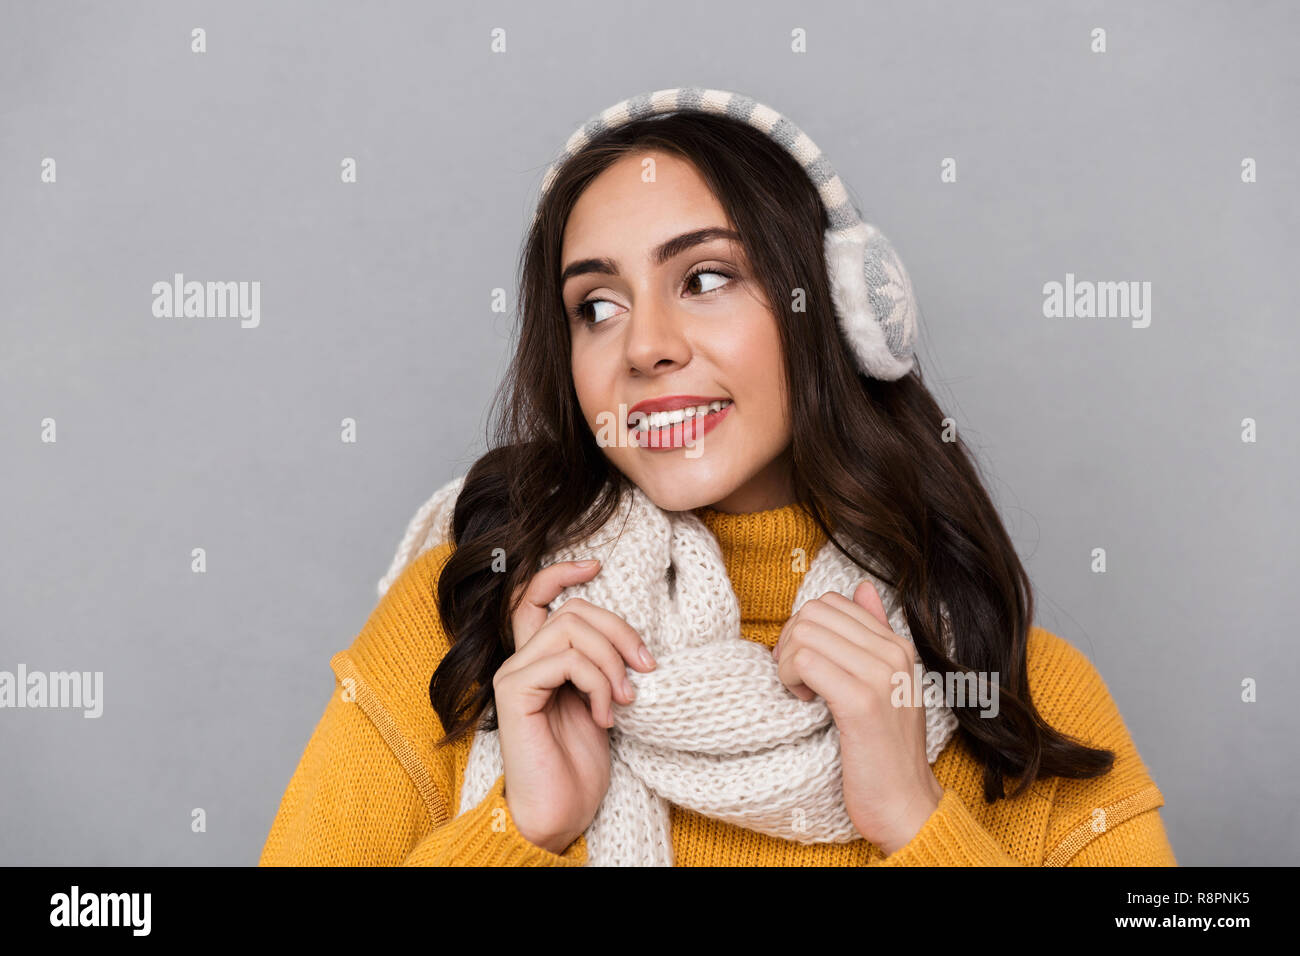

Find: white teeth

[632,399,731,431]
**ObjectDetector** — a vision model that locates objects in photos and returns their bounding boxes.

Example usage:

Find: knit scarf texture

[403,475,960,866]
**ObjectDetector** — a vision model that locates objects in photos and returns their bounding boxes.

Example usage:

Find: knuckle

[544,614,574,638]
[891,644,915,671]
[565,647,596,677]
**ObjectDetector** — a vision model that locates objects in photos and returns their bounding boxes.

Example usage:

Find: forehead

[561,151,727,256]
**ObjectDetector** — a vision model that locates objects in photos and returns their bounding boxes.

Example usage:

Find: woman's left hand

[773,581,944,856]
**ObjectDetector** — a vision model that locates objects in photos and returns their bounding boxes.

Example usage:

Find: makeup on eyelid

[567,263,739,326]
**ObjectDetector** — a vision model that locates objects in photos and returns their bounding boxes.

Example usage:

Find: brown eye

[569,296,622,326]
[684,267,734,296]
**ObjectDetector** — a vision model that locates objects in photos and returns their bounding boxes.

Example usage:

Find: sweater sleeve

[871,782,1177,866]
[258,541,589,867]
[257,667,589,866]
[1054,806,1176,866]
[1035,632,1178,867]
[401,773,588,866]
[874,788,1020,866]
[876,628,1178,867]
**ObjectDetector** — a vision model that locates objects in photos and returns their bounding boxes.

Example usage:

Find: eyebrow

[559,227,742,287]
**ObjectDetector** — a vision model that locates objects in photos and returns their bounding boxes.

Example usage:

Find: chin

[626,462,738,514]
[640,488,708,513]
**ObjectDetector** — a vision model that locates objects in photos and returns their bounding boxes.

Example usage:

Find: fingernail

[577,559,599,568]
[638,647,655,669]
[622,677,636,700]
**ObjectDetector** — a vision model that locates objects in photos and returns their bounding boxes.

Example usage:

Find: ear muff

[534,87,919,381]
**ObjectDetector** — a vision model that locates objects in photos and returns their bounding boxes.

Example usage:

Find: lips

[628,398,733,450]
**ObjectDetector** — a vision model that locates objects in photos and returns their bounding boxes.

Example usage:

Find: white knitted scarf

[379,475,960,866]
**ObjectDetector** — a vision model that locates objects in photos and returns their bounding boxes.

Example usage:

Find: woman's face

[561,150,794,514]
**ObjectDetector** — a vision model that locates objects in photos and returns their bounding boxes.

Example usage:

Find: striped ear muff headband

[535,87,920,381]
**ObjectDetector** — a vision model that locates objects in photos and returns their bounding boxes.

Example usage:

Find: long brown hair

[429,111,1114,804]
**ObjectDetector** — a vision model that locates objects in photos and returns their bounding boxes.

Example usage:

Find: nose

[624,293,691,376]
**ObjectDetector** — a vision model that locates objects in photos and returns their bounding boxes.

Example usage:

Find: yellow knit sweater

[259,501,1177,866]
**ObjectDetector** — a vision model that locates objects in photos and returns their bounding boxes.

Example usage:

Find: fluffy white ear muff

[824,222,918,381]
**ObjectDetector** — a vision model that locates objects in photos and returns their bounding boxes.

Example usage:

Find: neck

[692,500,828,642]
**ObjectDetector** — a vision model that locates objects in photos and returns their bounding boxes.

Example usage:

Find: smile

[630,399,733,450]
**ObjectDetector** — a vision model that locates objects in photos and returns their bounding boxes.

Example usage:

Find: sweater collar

[691,501,829,627]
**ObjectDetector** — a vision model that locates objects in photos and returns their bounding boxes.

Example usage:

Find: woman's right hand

[493,558,657,856]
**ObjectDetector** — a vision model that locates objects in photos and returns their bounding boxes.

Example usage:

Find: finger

[789,593,916,668]
[777,619,898,693]
[509,559,602,651]
[502,607,640,705]
[771,603,805,660]
[782,645,867,719]
[498,647,615,728]
[549,598,656,672]
[817,589,892,638]
[772,588,894,664]
[850,580,890,630]
[773,613,817,698]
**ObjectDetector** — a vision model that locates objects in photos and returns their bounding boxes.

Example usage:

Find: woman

[259,88,1176,866]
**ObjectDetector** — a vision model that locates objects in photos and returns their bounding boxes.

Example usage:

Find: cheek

[729,317,786,402]
[570,349,613,426]
[569,352,593,422]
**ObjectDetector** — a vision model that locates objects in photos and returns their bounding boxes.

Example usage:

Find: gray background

[1,0,1296,866]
